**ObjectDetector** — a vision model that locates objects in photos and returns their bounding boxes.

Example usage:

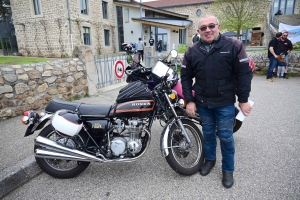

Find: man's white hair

[198,14,220,25]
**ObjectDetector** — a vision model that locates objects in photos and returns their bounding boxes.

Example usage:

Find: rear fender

[24,113,52,137]
[160,116,189,157]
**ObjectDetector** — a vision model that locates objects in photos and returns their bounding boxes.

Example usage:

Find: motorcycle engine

[111,118,144,156]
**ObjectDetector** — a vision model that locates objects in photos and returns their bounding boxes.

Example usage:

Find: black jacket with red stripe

[181,35,252,108]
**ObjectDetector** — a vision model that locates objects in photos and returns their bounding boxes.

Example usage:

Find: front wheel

[34,124,90,178]
[233,107,242,133]
[165,119,204,175]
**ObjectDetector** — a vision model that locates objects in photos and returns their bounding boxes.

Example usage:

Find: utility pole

[140,0,143,38]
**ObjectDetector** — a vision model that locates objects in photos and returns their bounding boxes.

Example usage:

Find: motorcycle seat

[45,99,112,117]
[78,104,112,117]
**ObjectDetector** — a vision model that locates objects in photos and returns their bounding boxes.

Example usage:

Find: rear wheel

[165,119,204,175]
[34,124,90,178]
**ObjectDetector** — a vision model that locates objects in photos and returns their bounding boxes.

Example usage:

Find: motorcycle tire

[34,124,90,179]
[165,119,204,176]
[233,107,242,133]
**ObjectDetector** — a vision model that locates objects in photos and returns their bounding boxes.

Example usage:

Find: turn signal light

[169,93,176,100]
[21,116,29,125]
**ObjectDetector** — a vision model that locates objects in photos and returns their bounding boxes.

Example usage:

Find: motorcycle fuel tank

[112,100,155,118]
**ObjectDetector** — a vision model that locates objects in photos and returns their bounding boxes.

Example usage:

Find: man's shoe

[222,171,234,188]
[271,77,276,80]
[283,73,289,79]
[267,78,273,82]
[199,160,216,176]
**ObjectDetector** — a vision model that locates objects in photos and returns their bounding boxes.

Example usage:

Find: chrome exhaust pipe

[35,128,152,163]
[35,149,93,162]
[35,136,104,162]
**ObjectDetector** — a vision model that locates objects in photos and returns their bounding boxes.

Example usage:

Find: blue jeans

[267,56,278,79]
[197,104,235,172]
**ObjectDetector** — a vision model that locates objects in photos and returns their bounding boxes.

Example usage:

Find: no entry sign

[114,60,125,79]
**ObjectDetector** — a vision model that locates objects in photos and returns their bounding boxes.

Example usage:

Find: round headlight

[178,99,186,108]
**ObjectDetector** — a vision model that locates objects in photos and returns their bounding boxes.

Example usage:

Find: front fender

[160,116,189,157]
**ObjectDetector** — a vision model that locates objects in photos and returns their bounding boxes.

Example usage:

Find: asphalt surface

[1,76,300,199]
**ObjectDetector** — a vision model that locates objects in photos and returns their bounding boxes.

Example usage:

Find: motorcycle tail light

[24,111,30,116]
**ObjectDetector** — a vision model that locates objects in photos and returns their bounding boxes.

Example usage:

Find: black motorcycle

[21,60,204,178]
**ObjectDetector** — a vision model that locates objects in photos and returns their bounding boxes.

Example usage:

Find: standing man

[279,31,293,79]
[192,33,200,43]
[267,32,282,82]
[135,37,145,61]
[181,14,253,188]
[149,36,155,46]
[157,38,162,52]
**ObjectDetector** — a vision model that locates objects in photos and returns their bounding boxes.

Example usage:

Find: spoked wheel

[165,119,204,175]
[34,124,90,179]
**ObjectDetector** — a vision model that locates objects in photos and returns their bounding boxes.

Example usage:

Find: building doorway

[151,26,168,51]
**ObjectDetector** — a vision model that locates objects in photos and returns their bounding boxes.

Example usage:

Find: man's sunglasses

[198,24,218,31]
[282,35,288,36]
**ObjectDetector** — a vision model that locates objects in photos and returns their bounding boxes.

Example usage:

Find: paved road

[2,76,300,199]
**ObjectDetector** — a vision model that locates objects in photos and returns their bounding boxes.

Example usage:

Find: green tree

[211,0,269,40]
[0,0,11,21]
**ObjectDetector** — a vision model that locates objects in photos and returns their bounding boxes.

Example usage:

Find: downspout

[66,0,73,54]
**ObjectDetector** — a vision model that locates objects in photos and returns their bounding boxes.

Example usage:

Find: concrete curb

[0,155,42,198]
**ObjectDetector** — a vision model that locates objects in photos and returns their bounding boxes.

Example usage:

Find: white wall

[122,6,145,46]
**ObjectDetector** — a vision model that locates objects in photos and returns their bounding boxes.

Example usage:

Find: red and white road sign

[114,60,125,79]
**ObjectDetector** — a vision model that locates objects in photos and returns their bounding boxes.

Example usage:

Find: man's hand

[239,102,252,116]
[186,102,196,116]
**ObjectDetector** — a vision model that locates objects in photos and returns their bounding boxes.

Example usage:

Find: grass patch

[0,56,50,65]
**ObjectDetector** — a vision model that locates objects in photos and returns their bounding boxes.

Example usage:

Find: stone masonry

[10,0,116,58]
[0,58,88,120]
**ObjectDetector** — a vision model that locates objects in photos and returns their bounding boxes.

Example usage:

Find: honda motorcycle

[21,61,204,178]
[122,46,242,133]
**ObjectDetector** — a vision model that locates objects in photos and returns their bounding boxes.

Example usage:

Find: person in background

[192,33,200,43]
[277,53,287,78]
[135,37,145,61]
[278,31,293,79]
[267,32,282,82]
[149,36,154,46]
[157,38,162,52]
[181,14,253,189]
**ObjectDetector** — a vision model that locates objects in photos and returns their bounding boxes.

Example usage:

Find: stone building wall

[0,59,88,120]
[10,0,116,58]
